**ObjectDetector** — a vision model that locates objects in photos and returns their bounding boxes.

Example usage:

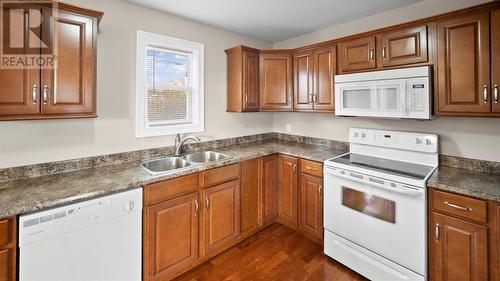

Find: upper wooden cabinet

[339,36,376,73]
[294,46,336,112]
[0,3,102,121]
[436,12,491,115]
[225,46,260,112]
[378,25,428,68]
[259,51,293,111]
[492,9,500,113]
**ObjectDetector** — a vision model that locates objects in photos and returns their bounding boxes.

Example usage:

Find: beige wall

[272,0,500,162]
[0,0,273,169]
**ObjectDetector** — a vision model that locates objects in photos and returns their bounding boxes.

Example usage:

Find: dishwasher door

[19,188,142,281]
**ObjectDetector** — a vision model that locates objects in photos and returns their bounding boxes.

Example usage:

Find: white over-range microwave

[334,66,431,119]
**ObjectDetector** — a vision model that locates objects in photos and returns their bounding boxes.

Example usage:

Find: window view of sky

[146,48,189,91]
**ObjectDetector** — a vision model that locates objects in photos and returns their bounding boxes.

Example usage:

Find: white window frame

[136,30,204,138]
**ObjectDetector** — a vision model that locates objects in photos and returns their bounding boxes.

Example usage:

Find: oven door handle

[325,168,424,197]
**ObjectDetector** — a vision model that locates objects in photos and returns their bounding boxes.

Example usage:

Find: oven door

[324,167,426,275]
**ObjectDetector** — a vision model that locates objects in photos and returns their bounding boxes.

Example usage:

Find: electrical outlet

[286,123,292,132]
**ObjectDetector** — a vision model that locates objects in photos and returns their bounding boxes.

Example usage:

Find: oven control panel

[350,128,438,153]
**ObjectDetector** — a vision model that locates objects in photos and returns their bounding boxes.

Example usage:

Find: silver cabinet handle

[318,186,322,198]
[435,223,440,242]
[483,85,488,103]
[382,46,387,59]
[244,94,248,104]
[205,197,210,210]
[43,85,49,104]
[306,166,318,171]
[494,84,498,104]
[369,48,374,61]
[32,84,38,104]
[444,201,472,212]
[292,164,297,173]
[194,200,199,216]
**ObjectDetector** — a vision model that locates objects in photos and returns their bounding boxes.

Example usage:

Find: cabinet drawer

[201,164,240,188]
[299,159,323,177]
[144,174,198,206]
[0,218,15,248]
[433,190,487,223]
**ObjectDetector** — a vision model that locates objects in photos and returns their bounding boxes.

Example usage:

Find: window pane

[146,46,191,123]
[148,89,188,122]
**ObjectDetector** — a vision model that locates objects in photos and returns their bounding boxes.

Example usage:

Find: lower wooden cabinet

[240,158,261,237]
[277,155,298,227]
[143,193,199,281]
[0,217,16,281]
[202,179,241,258]
[262,155,278,225]
[431,212,488,281]
[299,173,323,241]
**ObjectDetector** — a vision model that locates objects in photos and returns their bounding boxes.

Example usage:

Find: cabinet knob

[205,197,210,210]
[435,223,440,242]
[382,46,387,60]
[369,48,374,61]
[194,200,199,216]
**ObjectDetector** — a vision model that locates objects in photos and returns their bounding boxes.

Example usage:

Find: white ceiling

[128,0,420,42]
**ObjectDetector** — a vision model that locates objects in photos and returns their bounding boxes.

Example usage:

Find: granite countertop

[0,140,346,219]
[428,167,500,202]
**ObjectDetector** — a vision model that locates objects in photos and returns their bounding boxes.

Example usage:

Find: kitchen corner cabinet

[259,51,293,111]
[0,4,102,121]
[429,189,499,281]
[277,155,298,227]
[0,217,17,281]
[298,159,323,242]
[294,46,336,112]
[225,46,260,112]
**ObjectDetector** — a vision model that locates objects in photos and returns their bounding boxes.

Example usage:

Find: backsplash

[0,132,498,183]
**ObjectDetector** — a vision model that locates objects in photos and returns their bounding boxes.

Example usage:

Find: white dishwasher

[19,188,142,281]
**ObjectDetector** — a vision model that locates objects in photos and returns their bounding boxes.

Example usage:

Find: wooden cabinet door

[262,155,278,225]
[379,25,428,68]
[299,174,323,241]
[0,248,15,281]
[436,13,491,114]
[41,10,96,116]
[431,213,488,281]
[144,193,199,281]
[277,155,298,227]
[0,7,40,117]
[294,50,314,111]
[202,179,240,257]
[259,52,293,111]
[242,49,260,111]
[313,46,336,111]
[492,9,500,113]
[240,158,261,237]
[339,36,376,73]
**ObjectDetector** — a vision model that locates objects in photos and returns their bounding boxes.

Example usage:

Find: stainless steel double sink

[141,151,230,175]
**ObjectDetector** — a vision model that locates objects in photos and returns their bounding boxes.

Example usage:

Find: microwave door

[375,79,406,118]
[335,82,378,117]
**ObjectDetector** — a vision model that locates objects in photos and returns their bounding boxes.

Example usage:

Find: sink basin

[142,157,191,174]
[182,151,229,163]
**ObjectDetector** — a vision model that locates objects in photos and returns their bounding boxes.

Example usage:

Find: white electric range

[323,128,438,281]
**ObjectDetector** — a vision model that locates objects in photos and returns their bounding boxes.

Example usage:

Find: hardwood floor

[174,224,367,281]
